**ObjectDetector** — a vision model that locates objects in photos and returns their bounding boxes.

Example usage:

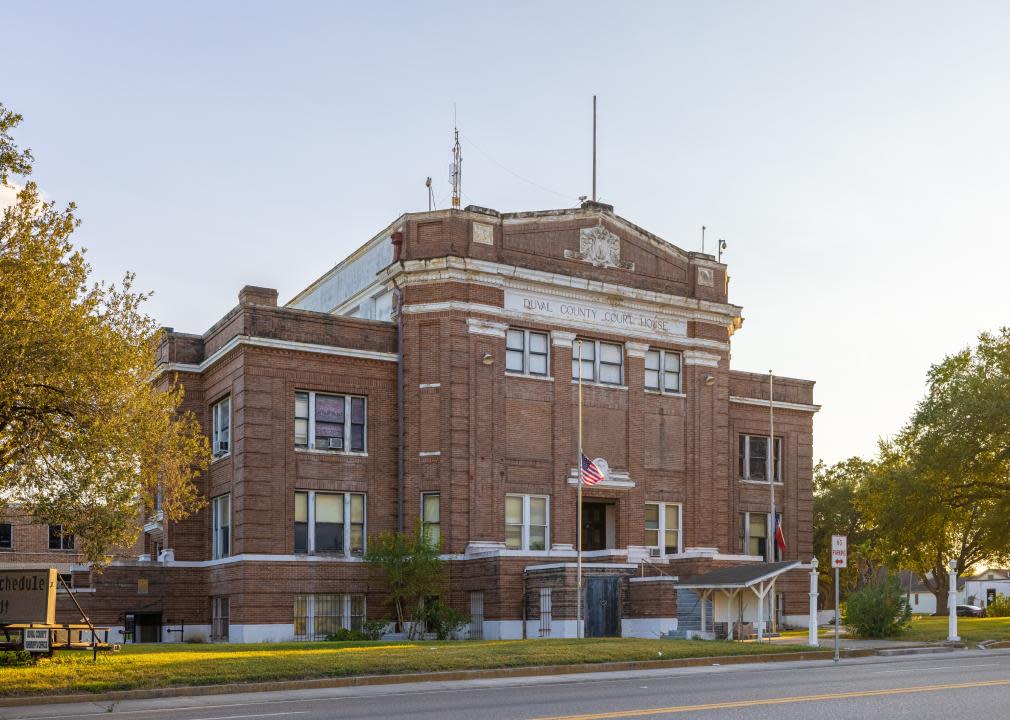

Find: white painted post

[948,559,960,642]
[700,590,707,637]
[756,584,765,642]
[808,558,820,647]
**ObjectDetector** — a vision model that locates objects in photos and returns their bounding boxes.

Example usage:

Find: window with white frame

[211,494,230,559]
[644,350,682,393]
[295,392,367,453]
[506,329,549,376]
[644,502,682,556]
[571,339,623,385]
[739,435,783,481]
[293,594,366,640]
[421,493,440,548]
[211,396,231,458]
[294,491,365,556]
[741,512,782,560]
[505,494,549,551]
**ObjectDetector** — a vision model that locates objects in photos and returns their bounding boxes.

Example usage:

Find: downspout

[392,231,405,533]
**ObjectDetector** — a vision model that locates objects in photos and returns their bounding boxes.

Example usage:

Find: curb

[0,649,879,708]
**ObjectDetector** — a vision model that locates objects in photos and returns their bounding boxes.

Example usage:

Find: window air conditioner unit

[325,437,343,450]
[649,547,662,558]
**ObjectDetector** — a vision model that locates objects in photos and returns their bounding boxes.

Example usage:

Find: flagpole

[576,340,584,640]
[768,370,776,635]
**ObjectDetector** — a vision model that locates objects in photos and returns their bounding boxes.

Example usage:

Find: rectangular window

[211,396,231,458]
[506,329,549,376]
[504,494,550,551]
[738,435,783,482]
[293,491,366,556]
[211,596,230,642]
[48,525,74,551]
[295,392,367,453]
[212,494,230,559]
[741,512,782,560]
[421,493,441,548]
[0,522,11,550]
[293,594,366,640]
[572,339,623,385]
[645,350,682,393]
[644,502,682,556]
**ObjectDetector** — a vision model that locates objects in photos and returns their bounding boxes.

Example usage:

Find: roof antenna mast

[592,95,597,203]
[425,177,435,211]
[450,104,462,209]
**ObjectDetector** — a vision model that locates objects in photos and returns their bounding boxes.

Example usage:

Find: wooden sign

[0,568,57,625]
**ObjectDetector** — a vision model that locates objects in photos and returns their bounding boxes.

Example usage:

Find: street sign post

[831,536,847,663]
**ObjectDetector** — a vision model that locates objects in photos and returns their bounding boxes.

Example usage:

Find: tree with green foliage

[813,457,878,602]
[842,572,912,638]
[365,530,445,638]
[0,103,209,563]
[858,330,1010,613]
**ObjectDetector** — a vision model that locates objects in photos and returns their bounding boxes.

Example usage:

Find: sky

[4,1,1009,466]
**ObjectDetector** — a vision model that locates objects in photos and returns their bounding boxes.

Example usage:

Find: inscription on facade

[504,289,687,339]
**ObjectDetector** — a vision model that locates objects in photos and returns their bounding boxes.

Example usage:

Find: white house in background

[898,571,961,615]
[962,569,1010,609]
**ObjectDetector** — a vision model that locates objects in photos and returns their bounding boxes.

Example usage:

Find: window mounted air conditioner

[649,547,662,558]
[324,437,343,450]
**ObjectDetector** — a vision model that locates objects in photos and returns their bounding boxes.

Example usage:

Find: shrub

[325,628,367,642]
[361,619,389,640]
[987,594,1010,617]
[0,650,33,666]
[842,573,912,638]
[423,600,468,640]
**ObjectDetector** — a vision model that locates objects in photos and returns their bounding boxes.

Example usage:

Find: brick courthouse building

[23,201,819,642]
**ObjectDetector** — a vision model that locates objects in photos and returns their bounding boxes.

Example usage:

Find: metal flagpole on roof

[577,340,584,640]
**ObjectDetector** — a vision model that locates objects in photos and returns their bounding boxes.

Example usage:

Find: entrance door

[134,613,162,643]
[582,502,607,551]
[585,576,620,637]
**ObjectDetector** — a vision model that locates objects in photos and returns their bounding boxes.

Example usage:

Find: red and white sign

[831,535,847,568]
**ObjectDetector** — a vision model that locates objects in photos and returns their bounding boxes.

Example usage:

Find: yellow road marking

[530,677,1010,719]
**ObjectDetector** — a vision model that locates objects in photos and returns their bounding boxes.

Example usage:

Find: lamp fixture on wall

[481,352,494,366]
[704,374,717,386]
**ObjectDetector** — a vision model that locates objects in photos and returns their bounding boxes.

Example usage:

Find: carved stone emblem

[472,221,494,246]
[565,223,635,271]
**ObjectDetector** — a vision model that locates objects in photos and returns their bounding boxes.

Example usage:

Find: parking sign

[831,535,847,568]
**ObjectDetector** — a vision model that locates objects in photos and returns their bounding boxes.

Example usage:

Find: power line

[459,132,578,203]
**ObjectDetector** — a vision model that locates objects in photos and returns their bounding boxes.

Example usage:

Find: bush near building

[843,574,912,638]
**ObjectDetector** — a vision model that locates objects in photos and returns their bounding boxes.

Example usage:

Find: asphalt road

[3,650,1009,720]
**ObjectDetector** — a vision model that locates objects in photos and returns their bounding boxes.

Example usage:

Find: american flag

[580,454,605,486]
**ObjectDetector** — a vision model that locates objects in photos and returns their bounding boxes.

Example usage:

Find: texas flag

[580,454,605,486]
[775,516,787,553]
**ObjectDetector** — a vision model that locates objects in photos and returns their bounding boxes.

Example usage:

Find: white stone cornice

[625,341,649,358]
[153,335,399,379]
[466,318,508,337]
[551,330,577,347]
[730,396,821,413]
[400,300,731,352]
[683,350,722,367]
[382,256,743,328]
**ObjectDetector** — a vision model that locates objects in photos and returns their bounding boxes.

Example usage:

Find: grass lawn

[901,616,1010,643]
[0,638,812,697]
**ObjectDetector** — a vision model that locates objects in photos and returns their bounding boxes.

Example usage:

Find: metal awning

[673,561,801,590]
